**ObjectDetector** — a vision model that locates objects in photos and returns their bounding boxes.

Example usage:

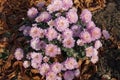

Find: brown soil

[90,0,120,80]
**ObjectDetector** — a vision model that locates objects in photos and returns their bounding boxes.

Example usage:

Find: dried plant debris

[0,58,96,80]
[0,14,8,32]
[79,59,97,80]
[0,0,106,30]
[0,37,8,53]
[73,0,106,12]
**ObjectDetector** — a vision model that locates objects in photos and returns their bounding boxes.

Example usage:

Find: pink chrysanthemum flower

[23,26,31,36]
[31,59,41,69]
[76,39,85,46]
[19,25,26,31]
[51,0,63,11]
[56,76,62,80]
[27,7,38,19]
[23,61,30,68]
[47,20,55,27]
[63,71,75,80]
[86,21,96,30]
[62,28,73,38]
[39,41,46,49]
[47,0,62,13]
[69,7,77,12]
[29,26,44,38]
[35,11,51,22]
[57,48,61,55]
[66,8,78,23]
[30,52,43,64]
[62,0,73,11]
[31,52,43,69]
[26,53,31,60]
[57,34,62,42]
[47,4,56,13]
[91,55,99,64]
[45,44,61,57]
[102,30,110,40]
[74,69,80,77]
[80,30,92,43]
[71,25,81,37]
[85,46,95,57]
[19,25,31,36]
[55,16,69,32]
[30,38,41,51]
[46,27,58,41]
[64,57,78,70]
[39,63,50,76]
[63,37,75,48]
[14,48,24,60]
[51,62,63,74]
[46,71,57,80]
[80,9,92,23]
[94,40,102,49]
[90,27,101,41]
[43,56,50,63]
[60,62,67,71]
[93,48,98,56]
[36,1,45,8]
[85,46,98,57]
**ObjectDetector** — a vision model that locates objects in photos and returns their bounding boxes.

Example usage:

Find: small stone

[111,78,117,80]
[102,74,111,80]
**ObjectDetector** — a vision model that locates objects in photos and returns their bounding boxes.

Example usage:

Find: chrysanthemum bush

[14,0,110,80]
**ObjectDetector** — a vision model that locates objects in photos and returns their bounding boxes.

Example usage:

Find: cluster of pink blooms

[15,0,110,80]
[47,0,73,13]
[15,48,80,80]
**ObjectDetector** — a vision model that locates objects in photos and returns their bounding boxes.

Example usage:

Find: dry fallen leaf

[7,71,16,80]
[33,76,41,80]
[0,59,4,65]
[7,54,14,61]
[2,61,11,71]
[30,0,45,6]
[0,48,4,53]
[18,72,31,80]
[21,75,31,80]
[85,59,91,65]
[12,61,23,68]
[82,74,92,80]
[73,0,106,12]
[31,69,39,74]
[0,14,8,31]
[78,59,83,67]
[79,59,97,80]
[0,37,8,53]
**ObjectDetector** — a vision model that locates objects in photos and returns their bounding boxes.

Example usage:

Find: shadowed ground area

[91,0,120,79]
